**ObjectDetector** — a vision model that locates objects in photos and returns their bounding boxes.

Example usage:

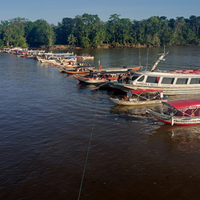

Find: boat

[58,66,95,74]
[109,51,200,95]
[38,55,77,64]
[53,60,77,68]
[74,67,141,85]
[76,53,94,60]
[110,89,167,106]
[146,98,200,126]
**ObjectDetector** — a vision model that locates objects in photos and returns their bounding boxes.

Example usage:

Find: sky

[1,0,200,25]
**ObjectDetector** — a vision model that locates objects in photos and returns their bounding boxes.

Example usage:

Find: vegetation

[0,14,200,48]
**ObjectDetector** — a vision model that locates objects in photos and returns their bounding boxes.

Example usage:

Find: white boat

[43,52,74,57]
[110,89,167,106]
[109,51,200,95]
[146,98,200,126]
[38,56,77,64]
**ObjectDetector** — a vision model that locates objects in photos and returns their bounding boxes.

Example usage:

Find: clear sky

[0,0,199,25]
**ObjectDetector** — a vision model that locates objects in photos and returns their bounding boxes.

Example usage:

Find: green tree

[32,19,55,46]
[73,15,84,46]
[118,18,133,45]
[0,39,4,47]
[24,21,36,46]
[68,34,77,46]
[58,17,75,44]
[133,19,147,45]
[1,20,13,46]
[1,18,28,47]
[107,14,121,44]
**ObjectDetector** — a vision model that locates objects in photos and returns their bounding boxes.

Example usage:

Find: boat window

[146,76,159,83]
[137,75,144,82]
[131,75,140,81]
[161,77,174,84]
[176,78,188,84]
[190,78,200,84]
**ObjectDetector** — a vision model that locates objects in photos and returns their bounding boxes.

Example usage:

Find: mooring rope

[77,89,99,200]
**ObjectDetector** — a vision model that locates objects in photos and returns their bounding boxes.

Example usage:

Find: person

[118,74,122,82]
[125,76,130,84]
[192,109,195,117]
[146,93,150,101]
[124,95,129,101]
[127,91,132,99]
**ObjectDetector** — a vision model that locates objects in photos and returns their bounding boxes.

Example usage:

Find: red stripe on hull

[155,117,200,126]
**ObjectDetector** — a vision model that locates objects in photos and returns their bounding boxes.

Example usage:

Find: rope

[77,89,99,200]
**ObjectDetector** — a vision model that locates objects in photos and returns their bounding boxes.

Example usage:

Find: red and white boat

[147,98,200,126]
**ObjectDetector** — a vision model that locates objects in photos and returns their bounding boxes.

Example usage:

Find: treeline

[0,14,200,48]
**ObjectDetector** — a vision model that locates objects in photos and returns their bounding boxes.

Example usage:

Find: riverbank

[37,43,200,50]
[39,44,149,50]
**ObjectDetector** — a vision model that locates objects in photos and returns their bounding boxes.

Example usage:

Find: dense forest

[0,14,200,48]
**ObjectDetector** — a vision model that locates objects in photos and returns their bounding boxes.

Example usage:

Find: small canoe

[110,97,167,106]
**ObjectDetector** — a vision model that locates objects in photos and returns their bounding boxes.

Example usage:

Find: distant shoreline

[37,44,200,50]
[2,44,200,51]
[38,44,148,50]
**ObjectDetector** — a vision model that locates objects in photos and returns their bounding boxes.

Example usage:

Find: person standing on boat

[127,91,132,99]
[124,94,129,101]
[118,74,122,82]
[146,93,150,100]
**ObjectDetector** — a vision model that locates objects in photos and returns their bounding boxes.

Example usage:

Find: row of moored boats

[2,47,200,126]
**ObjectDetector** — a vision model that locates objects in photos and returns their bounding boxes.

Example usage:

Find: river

[1,46,200,200]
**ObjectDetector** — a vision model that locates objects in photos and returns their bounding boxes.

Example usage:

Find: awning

[163,99,200,110]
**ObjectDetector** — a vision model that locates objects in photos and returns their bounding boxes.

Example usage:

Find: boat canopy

[163,99,200,110]
[129,89,163,94]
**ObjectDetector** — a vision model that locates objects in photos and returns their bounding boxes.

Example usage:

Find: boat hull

[147,109,200,125]
[109,83,200,95]
[65,71,90,74]
[74,76,110,84]
[110,98,167,106]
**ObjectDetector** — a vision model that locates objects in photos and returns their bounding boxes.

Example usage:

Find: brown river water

[1,47,200,200]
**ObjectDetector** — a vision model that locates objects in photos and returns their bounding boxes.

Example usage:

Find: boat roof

[129,89,163,94]
[133,70,200,77]
[163,98,200,110]
[91,67,134,72]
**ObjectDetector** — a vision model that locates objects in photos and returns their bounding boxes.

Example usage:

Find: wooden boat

[75,74,117,84]
[74,67,141,85]
[109,51,200,95]
[60,66,95,74]
[110,89,167,106]
[146,98,200,126]
[53,60,77,68]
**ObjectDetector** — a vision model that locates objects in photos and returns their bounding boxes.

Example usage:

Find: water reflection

[76,82,98,90]
[65,74,74,78]
[149,124,200,154]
